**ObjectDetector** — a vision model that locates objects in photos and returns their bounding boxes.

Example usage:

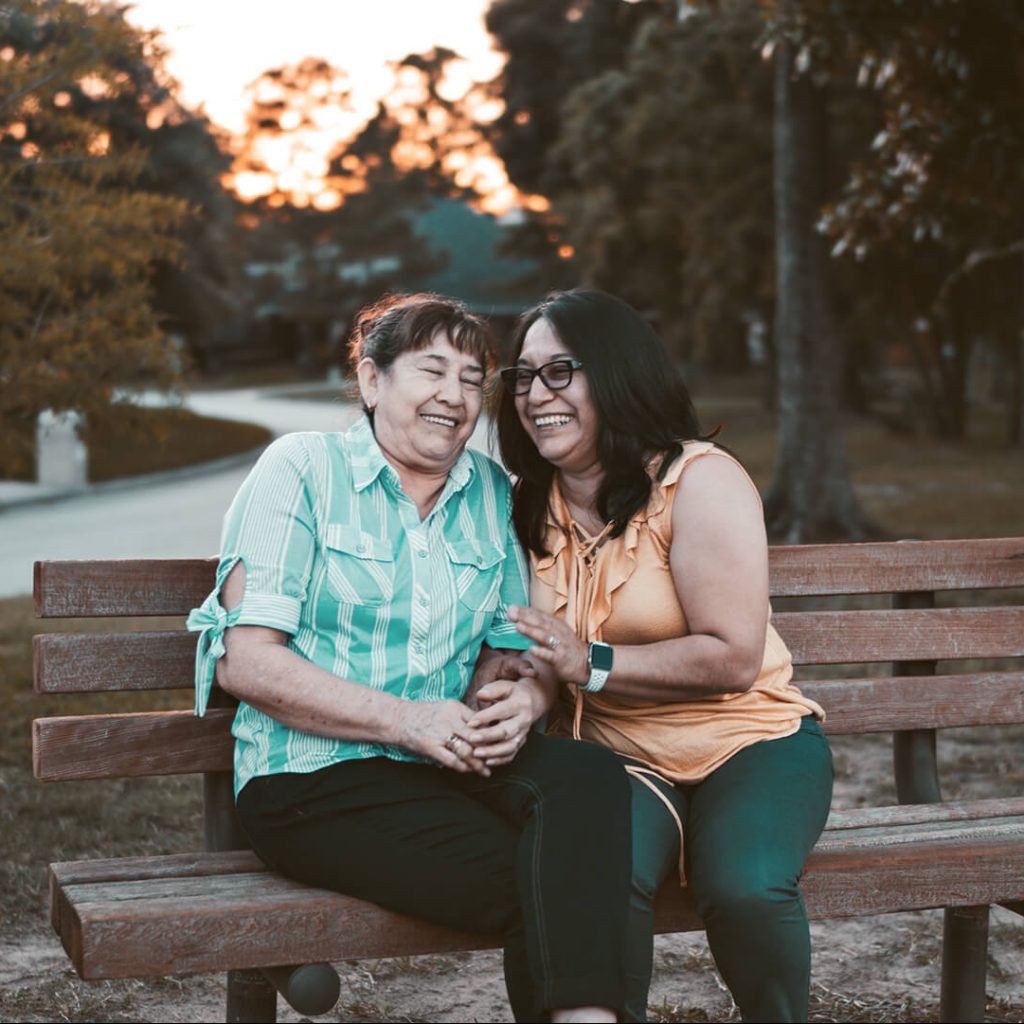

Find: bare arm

[511,454,768,701]
[216,563,492,774]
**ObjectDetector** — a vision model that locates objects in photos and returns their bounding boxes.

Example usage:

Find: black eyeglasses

[500,358,584,395]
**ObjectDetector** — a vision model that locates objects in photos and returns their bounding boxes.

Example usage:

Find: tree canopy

[0,0,190,466]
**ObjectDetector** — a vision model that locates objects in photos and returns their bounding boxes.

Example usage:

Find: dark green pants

[623,716,834,1023]
[236,731,632,1022]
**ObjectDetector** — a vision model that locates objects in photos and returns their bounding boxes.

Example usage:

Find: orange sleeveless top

[535,442,824,785]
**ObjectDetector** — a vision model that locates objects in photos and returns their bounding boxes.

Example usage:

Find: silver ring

[444,733,461,753]
[547,635,559,650]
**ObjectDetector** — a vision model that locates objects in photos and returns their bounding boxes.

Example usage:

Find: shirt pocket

[447,540,505,612]
[322,524,395,606]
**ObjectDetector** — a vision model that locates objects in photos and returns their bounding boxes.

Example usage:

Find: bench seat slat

[50,850,265,886]
[48,850,263,935]
[51,813,1024,979]
[824,796,1024,829]
[32,608,1024,696]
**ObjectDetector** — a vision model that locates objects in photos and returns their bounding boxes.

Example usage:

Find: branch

[30,291,54,344]
[0,67,68,114]
[932,239,1024,316]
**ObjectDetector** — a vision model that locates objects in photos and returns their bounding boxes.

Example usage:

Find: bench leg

[226,967,277,1023]
[939,905,989,1023]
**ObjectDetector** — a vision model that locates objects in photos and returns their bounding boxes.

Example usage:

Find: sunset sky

[124,0,503,135]
[120,0,513,208]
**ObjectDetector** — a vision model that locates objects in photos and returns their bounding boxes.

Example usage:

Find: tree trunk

[762,16,873,542]
[936,286,969,440]
[1011,270,1024,445]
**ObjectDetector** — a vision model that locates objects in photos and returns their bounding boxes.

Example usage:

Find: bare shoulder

[671,449,763,525]
[668,450,769,612]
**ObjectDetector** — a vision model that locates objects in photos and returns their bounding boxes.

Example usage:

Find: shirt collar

[347,414,476,495]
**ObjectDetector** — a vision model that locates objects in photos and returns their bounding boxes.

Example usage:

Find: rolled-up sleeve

[187,434,316,716]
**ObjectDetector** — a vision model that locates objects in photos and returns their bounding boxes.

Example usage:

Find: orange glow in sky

[122,0,524,212]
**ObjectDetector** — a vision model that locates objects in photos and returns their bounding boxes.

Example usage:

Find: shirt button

[417,549,427,558]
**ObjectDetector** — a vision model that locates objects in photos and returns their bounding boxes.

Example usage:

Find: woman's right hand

[394,699,492,777]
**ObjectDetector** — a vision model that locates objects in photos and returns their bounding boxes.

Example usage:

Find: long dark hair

[497,289,712,557]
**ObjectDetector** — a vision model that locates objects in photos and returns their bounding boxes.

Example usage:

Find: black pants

[237,731,632,1021]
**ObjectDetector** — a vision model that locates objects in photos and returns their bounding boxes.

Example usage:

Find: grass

[1,388,1022,1022]
[1,405,272,483]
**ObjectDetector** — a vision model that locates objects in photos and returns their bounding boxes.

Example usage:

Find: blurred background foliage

[1,0,1022,539]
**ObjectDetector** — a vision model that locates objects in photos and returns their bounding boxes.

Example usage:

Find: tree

[814,0,1024,441]
[0,0,188,468]
[485,0,661,197]
[761,0,871,540]
[482,0,665,298]
[545,3,776,366]
[486,0,874,537]
[231,58,456,370]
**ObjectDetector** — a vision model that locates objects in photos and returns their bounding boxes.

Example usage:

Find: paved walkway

[0,386,498,599]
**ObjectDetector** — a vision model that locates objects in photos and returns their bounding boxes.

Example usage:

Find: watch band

[583,641,613,693]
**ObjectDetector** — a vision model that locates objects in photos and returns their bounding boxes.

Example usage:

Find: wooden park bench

[32,537,1024,1023]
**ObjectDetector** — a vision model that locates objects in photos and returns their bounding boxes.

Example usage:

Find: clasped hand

[395,653,539,776]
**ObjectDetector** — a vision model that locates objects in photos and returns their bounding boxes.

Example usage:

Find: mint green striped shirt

[187,416,531,797]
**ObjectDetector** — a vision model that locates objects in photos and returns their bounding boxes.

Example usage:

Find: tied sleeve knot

[187,592,240,717]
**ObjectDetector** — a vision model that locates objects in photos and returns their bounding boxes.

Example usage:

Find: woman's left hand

[508,605,589,687]
[465,679,539,766]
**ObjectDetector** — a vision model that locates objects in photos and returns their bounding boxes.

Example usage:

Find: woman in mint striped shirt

[189,294,632,1023]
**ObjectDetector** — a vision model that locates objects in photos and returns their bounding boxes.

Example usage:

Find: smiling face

[514,318,601,477]
[358,331,485,481]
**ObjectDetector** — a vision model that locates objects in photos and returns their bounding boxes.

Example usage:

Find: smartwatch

[583,641,613,693]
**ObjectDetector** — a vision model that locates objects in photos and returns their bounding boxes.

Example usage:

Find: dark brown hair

[348,293,497,376]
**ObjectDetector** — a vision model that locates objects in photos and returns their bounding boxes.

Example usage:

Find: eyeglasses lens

[504,360,578,394]
[543,362,573,388]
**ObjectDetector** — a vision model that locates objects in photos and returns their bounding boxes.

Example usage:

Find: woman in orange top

[496,289,834,1024]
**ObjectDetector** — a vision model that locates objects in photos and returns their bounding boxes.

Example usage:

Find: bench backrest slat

[34,632,193,693]
[31,538,1024,620]
[775,607,1024,664]
[34,559,218,618]
[33,709,234,781]
[33,607,1024,695]
[31,669,1024,781]
[768,537,1024,595]
[800,671,1024,733]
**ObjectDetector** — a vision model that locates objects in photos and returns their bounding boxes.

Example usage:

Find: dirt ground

[2,730,1021,1024]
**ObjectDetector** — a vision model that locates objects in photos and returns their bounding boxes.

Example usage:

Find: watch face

[589,642,614,672]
